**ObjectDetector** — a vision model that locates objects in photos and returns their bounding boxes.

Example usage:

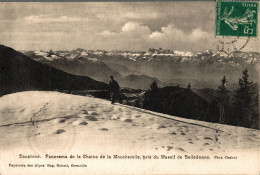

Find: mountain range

[23,48,260,90]
[0,45,108,96]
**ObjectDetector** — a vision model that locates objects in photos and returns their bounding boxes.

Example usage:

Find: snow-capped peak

[174,51,193,57]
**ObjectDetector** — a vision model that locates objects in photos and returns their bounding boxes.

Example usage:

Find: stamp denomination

[216,1,258,37]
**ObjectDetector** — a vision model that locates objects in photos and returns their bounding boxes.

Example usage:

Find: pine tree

[126,99,130,106]
[233,69,254,127]
[150,81,159,111]
[187,82,191,90]
[47,49,54,57]
[143,81,159,111]
[134,99,140,108]
[216,76,230,124]
[150,81,158,92]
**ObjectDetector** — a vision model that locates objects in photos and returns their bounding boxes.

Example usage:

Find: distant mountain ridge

[0,45,108,96]
[25,48,260,65]
[23,48,260,90]
[24,50,121,82]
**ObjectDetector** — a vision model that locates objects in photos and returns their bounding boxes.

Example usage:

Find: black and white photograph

[0,1,259,174]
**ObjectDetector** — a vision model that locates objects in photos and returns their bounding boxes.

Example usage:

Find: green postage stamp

[216,1,258,37]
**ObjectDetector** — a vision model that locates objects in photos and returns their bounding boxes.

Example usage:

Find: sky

[0,2,259,52]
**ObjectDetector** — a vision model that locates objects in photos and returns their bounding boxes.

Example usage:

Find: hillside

[0,45,108,96]
[193,88,219,103]
[0,91,259,174]
[142,86,209,121]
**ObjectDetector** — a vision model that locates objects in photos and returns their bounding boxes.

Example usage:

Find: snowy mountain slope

[0,91,259,152]
[0,91,259,174]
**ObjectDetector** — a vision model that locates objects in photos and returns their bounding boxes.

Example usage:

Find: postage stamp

[216,1,258,37]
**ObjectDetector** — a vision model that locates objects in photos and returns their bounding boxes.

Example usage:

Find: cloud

[149,24,209,42]
[122,22,146,32]
[99,30,117,37]
[189,28,209,40]
[149,25,182,39]
[147,24,212,51]
[97,22,211,51]
[121,22,151,37]
[149,31,163,38]
[24,15,87,23]
[99,22,151,38]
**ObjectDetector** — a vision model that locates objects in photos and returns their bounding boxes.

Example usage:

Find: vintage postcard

[0,1,259,175]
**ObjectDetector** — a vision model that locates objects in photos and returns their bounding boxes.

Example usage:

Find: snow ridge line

[31,102,49,127]
[0,115,80,128]
[115,103,225,133]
